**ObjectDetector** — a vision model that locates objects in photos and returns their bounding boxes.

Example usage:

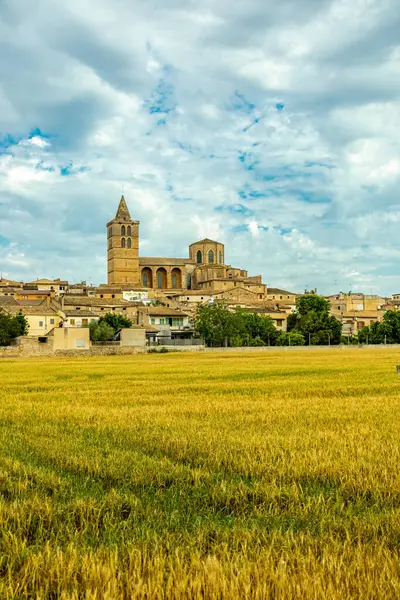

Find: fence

[147,337,204,347]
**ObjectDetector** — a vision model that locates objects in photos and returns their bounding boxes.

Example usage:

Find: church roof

[115,195,131,220]
[189,238,223,246]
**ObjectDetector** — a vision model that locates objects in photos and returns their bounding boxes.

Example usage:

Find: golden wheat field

[1,348,400,599]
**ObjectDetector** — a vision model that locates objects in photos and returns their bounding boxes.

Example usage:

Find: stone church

[106,196,266,299]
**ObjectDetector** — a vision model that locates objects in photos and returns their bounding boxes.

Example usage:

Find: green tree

[194,303,236,346]
[99,313,133,332]
[358,311,400,345]
[0,311,29,346]
[194,304,279,347]
[14,311,29,336]
[277,331,305,346]
[89,321,115,342]
[289,295,342,345]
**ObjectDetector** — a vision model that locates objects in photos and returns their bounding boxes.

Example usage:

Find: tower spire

[115,195,131,220]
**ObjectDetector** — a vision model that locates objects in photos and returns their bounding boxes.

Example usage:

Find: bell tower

[106,195,140,285]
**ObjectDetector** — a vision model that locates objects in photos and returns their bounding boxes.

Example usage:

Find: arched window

[121,225,126,236]
[143,272,148,287]
[127,238,131,248]
[172,274,177,289]
[127,225,131,236]
[196,250,202,264]
[208,249,214,264]
[187,274,192,289]
[157,272,163,288]
[121,237,126,248]
[219,251,223,264]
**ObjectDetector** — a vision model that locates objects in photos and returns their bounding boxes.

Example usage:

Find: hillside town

[0,196,398,349]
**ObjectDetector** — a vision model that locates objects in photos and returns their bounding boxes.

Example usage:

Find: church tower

[106,196,140,285]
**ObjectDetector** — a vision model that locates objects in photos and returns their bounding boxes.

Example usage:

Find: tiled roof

[268,288,297,295]
[62,310,99,317]
[141,306,189,317]
[139,257,193,266]
[62,297,132,307]
[189,238,222,245]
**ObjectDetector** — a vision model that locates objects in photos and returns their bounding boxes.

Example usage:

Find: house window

[39,321,43,327]
[76,307,80,310]
[280,296,282,300]
[127,238,132,248]
[70,319,75,325]
[187,273,192,289]
[143,272,148,287]
[196,250,202,264]
[172,274,177,289]
[160,318,165,325]
[112,294,115,298]
[50,319,55,325]
[219,251,222,264]
[208,249,214,264]
[123,308,126,311]
[157,272,163,289]
[151,318,155,324]
[121,237,126,248]
[127,225,131,236]
[82,319,88,325]
[277,320,283,327]
[121,225,126,236]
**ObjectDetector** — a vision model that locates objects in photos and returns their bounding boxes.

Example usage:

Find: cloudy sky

[1,0,400,294]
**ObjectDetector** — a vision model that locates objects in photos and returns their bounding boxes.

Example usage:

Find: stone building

[106,196,267,298]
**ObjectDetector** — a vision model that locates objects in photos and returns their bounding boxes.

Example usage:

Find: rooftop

[139,257,193,266]
[140,306,189,317]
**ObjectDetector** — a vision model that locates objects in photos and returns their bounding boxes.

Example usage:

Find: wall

[120,327,146,347]
[26,314,60,336]
[53,327,90,350]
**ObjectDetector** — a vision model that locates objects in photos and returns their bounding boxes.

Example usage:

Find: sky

[1,0,400,295]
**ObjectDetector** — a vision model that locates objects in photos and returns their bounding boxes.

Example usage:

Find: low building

[0,297,61,336]
[138,306,194,341]
[60,295,138,319]
[26,278,68,295]
[60,310,99,328]
[14,289,55,301]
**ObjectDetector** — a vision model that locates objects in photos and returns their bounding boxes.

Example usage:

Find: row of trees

[194,295,344,347]
[287,295,342,345]
[358,311,400,344]
[0,312,29,346]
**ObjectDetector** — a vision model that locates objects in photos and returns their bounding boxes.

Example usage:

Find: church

[106,196,267,299]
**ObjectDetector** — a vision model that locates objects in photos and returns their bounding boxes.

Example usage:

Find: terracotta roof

[0,296,19,309]
[16,289,53,295]
[141,307,189,317]
[62,297,132,307]
[28,279,68,285]
[268,288,297,295]
[139,257,193,266]
[62,310,99,317]
[189,238,223,245]
[171,291,212,297]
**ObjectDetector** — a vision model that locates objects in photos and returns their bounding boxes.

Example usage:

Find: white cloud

[0,0,400,294]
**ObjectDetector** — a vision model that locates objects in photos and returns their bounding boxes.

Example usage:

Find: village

[0,196,398,354]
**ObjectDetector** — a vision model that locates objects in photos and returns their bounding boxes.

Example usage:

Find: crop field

[1,349,400,598]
